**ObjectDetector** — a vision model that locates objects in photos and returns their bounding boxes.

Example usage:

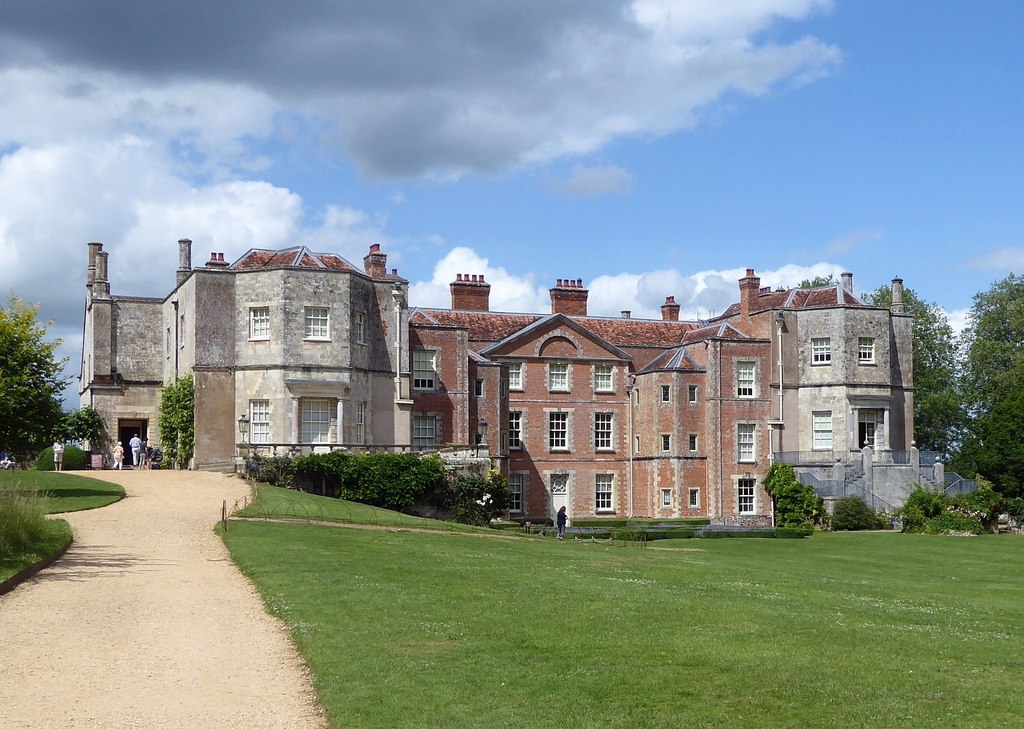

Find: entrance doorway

[858,410,876,449]
[550,473,569,525]
[118,419,148,467]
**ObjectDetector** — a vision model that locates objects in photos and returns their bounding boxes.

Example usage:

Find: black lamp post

[237,414,250,444]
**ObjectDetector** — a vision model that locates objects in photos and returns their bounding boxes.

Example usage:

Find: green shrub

[571,517,710,528]
[612,527,697,542]
[922,512,984,535]
[831,496,884,531]
[899,487,950,532]
[763,462,826,528]
[0,484,50,558]
[35,445,88,471]
[697,528,810,539]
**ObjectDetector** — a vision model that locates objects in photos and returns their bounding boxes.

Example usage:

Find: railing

[871,450,911,465]
[919,451,943,466]
[944,472,978,496]
[237,442,432,458]
[774,450,847,465]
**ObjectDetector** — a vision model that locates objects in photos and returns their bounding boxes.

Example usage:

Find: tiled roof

[231,246,359,272]
[638,345,705,373]
[410,309,544,342]
[718,283,868,318]
[681,322,748,342]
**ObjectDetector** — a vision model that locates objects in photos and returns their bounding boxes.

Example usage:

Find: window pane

[508,411,523,449]
[811,337,832,364]
[688,488,699,508]
[858,337,875,363]
[813,411,833,450]
[305,307,329,338]
[548,363,568,391]
[661,434,671,451]
[738,478,755,514]
[661,384,670,402]
[661,489,672,508]
[250,400,270,443]
[688,385,698,403]
[549,412,568,449]
[737,424,755,462]
[301,399,331,443]
[594,412,612,449]
[508,362,523,390]
[413,349,436,390]
[688,433,698,451]
[594,365,613,392]
[509,474,524,512]
[737,361,755,397]
[249,307,269,339]
[412,415,436,446]
[595,474,613,511]
[355,402,366,445]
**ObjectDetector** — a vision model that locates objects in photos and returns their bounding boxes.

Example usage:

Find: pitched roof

[230,246,359,272]
[717,283,868,319]
[638,345,705,373]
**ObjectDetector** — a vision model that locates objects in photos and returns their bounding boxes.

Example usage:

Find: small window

[475,379,484,397]
[688,488,700,508]
[688,433,698,452]
[549,412,568,450]
[738,478,756,514]
[412,415,437,447]
[634,435,641,453]
[595,474,614,512]
[355,311,366,344]
[413,349,437,390]
[661,384,671,403]
[250,400,270,444]
[737,423,755,463]
[661,489,672,508]
[688,385,698,404]
[737,361,755,398]
[858,337,875,364]
[355,402,366,445]
[249,307,270,340]
[508,411,523,449]
[594,412,613,450]
[813,411,833,450]
[304,307,330,339]
[811,337,832,364]
[594,364,614,392]
[661,434,671,452]
[508,362,523,390]
[548,362,569,391]
[509,474,524,513]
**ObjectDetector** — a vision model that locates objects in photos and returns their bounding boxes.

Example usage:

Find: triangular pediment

[479,313,631,362]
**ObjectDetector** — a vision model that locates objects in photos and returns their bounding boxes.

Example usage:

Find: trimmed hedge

[700,527,811,539]
[572,517,710,528]
[613,527,697,542]
[35,445,88,471]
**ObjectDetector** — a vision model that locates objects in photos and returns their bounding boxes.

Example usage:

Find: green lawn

[0,470,125,513]
[222,515,1024,728]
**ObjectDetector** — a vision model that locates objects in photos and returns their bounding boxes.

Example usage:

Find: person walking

[112,441,124,470]
[140,439,151,470]
[129,433,142,469]
[52,440,65,472]
[556,505,568,540]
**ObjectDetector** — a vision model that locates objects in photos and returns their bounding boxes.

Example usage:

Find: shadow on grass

[42,488,123,499]
[30,544,178,582]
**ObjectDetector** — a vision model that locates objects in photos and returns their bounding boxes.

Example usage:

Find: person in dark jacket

[556,506,567,540]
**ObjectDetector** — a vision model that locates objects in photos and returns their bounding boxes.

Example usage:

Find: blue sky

[0,1,1021,405]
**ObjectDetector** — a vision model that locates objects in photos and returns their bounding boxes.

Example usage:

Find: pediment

[480,313,631,362]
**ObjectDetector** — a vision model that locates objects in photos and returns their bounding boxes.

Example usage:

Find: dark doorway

[118,419,148,467]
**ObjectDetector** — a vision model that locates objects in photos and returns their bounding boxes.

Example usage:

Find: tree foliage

[953,273,1024,495]
[865,285,964,454]
[158,375,195,469]
[763,462,825,528]
[56,406,107,446]
[0,295,67,459]
[831,496,884,531]
[798,274,836,289]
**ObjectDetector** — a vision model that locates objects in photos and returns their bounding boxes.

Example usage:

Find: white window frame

[594,364,614,393]
[858,337,875,364]
[661,489,672,508]
[737,361,755,398]
[688,488,700,508]
[661,434,671,452]
[249,307,270,340]
[300,399,331,444]
[661,384,671,403]
[595,474,614,512]
[304,307,330,340]
[688,385,698,404]
[594,412,613,451]
[475,379,484,398]
[412,415,437,447]
[508,411,523,450]
[737,478,756,514]
[355,402,366,445]
[508,362,523,391]
[548,362,569,392]
[811,337,832,365]
[413,349,437,391]
[737,423,756,463]
[250,400,270,444]
[813,411,833,450]
[688,433,698,452]
[355,311,366,344]
[509,474,524,513]
[548,411,568,450]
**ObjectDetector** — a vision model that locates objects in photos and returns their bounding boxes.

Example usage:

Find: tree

[158,375,195,469]
[798,274,836,289]
[57,406,107,447]
[0,295,67,458]
[865,285,964,454]
[762,462,825,528]
[955,273,1024,494]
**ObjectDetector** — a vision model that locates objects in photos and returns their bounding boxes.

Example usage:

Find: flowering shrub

[435,469,511,526]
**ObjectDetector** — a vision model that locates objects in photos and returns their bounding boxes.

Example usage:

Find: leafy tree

[158,375,195,469]
[865,285,964,454]
[763,462,825,528]
[57,406,107,446]
[954,273,1024,494]
[798,274,836,289]
[0,295,67,459]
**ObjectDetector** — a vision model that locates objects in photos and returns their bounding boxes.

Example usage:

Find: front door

[858,410,876,449]
[550,473,568,525]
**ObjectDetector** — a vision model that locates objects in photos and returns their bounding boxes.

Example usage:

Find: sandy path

[0,470,327,728]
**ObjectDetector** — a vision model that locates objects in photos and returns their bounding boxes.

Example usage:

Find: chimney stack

[661,295,680,321]
[739,268,760,320]
[363,243,387,279]
[621,310,631,319]
[86,241,102,291]
[206,251,229,268]
[94,250,110,296]
[891,277,904,314]
[177,238,193,287]
[450,273,492,311]
[841,272,853,295]
[550,277,589,316]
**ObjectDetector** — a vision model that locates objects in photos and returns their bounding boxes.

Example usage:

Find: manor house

[81,241,917,524]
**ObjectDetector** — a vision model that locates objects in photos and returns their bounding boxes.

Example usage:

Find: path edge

[0,533,74,598]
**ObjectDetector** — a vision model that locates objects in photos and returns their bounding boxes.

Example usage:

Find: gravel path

[0,469,327,728]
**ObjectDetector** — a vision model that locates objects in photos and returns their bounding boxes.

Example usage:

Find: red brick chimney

[661,295,680,321]
[363,243,387,279]
[206,252,229,268]
[739,268,760,320]
[550,278,588,316]
[450,273,491,311]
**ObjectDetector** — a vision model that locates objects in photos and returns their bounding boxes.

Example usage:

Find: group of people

[111,434,149,470]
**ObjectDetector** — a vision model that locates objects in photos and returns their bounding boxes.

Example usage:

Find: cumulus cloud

[0,1,840,178]
[409,247,548,313]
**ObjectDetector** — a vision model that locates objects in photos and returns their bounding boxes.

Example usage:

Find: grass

[0,470,125,513]
[222,504,1024,728]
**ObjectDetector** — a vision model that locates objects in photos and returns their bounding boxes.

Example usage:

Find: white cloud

[945,307,971,335]
[960,246,1024,270]
[409,247,547,313]
[554,164,635,197]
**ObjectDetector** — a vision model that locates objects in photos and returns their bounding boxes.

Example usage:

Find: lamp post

[237,413,250,448]
[475,420,488,457]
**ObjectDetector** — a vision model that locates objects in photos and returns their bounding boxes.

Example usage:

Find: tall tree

[955,273,1024,495]
[865,285,964,454]
[0,295,68,457]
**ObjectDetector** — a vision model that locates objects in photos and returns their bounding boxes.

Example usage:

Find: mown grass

[0,470,125,513]
[223,516,1024,729]
[235,483,493,534]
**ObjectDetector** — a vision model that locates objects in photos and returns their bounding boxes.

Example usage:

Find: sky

[1,1,1022,407]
